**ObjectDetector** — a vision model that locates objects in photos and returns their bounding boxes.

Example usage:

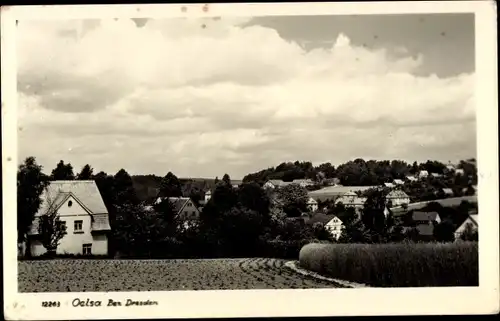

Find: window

[74,220,83,232]
[68,200,73,207]
[82,244,92,255]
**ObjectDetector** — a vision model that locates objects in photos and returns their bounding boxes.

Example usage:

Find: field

[299,242,479,287]
[18,258,344,292]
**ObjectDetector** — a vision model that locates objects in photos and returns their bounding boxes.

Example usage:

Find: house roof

[387,190,409,199]
[305,213,336,225]
[307,197,317,204]
[412,211,440,221]
[292,179,314,184]
[406,176,417,181]
[470,214,478,225]
[416,224,434,236]
[157,197,192,213]
[393,179,404,185]
[419,170,429,176]
[442,188,454,195]
[384,182,395,188]
[335,192,367,206]
[35,180,108,216]
[431,173,442,177]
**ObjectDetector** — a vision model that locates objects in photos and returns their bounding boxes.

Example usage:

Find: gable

[56,194,91,216]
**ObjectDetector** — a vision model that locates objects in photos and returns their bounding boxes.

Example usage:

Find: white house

[386,190,410,207]
[442,188,454,197]
[204,190,212,203]
[406,175,418,182]
[263,179,294,189]
[418,170,429,178]
[334,191,367,208]
[384,182,395,188]
[455,168,465,176]
[27,180,111,257]
[306,197,318,212]
[393,179,405,185]
[325,216,344,240]
[454,215,478,240]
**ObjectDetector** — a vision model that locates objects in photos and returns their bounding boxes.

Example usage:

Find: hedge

[298,242,478,287]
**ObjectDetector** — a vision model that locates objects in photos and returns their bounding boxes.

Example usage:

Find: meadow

[18,258,344,292]
[299,242,479,287]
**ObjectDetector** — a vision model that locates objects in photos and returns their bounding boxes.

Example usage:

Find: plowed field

[18,258,344,292]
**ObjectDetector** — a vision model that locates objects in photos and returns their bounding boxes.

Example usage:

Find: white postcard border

[2,2,498,320]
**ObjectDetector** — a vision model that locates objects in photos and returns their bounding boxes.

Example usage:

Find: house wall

[388,197,410,207]
[454,218,478,239]
[30,195,109,256]
[325,218,343,240]
[178,200,200,220]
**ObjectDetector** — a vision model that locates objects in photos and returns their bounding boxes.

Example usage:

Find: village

[19,157,478,259]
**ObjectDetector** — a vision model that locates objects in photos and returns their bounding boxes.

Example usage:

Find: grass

[298,242,478,287]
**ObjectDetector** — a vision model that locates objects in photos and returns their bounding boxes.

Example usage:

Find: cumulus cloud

[17,17,475,178]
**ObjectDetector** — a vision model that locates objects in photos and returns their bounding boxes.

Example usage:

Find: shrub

[298,242,478,287]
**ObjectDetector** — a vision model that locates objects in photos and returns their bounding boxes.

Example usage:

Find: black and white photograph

[2,2,498,320]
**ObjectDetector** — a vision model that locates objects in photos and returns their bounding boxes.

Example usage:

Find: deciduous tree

[50,160,75,180]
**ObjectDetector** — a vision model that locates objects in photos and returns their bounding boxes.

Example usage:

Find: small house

[26,180,111,257]
[306,197,319,212]
[384,182,395,188]
[454,214,478,240]
[386,190,410,207]
[406,175,417,182]
[418,170,429,178]
[442,188,454,197]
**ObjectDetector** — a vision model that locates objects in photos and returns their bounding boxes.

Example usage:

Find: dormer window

[68,200,73,207]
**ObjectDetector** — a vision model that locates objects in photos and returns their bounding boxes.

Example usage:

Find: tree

[159,172,182,198]
[114,169,139,205]
[77,164,94,180]
[237,182,271,222]
[38,197,67,256]
[222,173,231,186]
[50,160,75,180]
[433,220,456,242]
[113,203,171,257]
[17,157,50,248]
[276,184,309,217]
[153,198,179,236]
[362,188,389,241]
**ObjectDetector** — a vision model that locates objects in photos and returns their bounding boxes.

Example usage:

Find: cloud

[17,18,475,178]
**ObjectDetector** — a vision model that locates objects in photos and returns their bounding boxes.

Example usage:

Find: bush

[298,242,478,287]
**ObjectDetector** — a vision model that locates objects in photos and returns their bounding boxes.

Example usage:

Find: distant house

[263,179,294,189]
[454,215,478,240]
[393,179,405,185]
[204,190,212,203]
[155,196,201,222]
[304,213,343,240]
[446,164,456,172]
[292,179,315,187]
[442,188,454,197]
[386,190,410,207]
[412,211,441,225]
[455,169,465,176]
[406,175,417,182]
[418,170,429,178]
[430,173,443,178]
[384,182,395,188]
[231,179,244,189]
[26,180,111,257]
[325,216,344,240]
[307,197,319,212]
[411,211,441,239]
[334,191,367,209]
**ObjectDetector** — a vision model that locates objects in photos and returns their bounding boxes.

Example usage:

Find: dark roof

[304,213,336,225]
[412,211,440,221]
[416,224,435,236]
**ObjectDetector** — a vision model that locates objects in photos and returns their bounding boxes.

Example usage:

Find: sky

[16,13,476,179]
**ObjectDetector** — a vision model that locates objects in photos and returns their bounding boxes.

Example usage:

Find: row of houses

[302,210,479,242]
